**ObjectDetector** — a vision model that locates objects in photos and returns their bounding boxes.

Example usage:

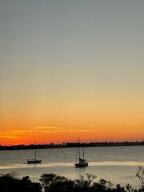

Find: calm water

[0,146,144,187]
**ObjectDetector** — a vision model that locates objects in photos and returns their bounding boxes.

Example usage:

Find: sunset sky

[0,0,144,145]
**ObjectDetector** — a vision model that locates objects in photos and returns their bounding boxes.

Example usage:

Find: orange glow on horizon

[0,119,144,145]
[1,94,144,145]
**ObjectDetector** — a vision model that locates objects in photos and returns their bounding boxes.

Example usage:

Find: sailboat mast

[83,146,84,158]
[78,138,80,159]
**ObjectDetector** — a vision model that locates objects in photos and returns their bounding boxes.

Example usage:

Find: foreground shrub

[0,174,42,192]
[1,167,144,192]
[39,173,130,192]
[39,168,144,192]
[40,173,74,192]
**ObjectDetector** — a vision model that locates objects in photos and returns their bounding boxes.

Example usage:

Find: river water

[0,146,144,187]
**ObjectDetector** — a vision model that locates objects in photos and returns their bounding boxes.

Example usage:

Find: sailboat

[27,148,42,164]
[75,143,88,168]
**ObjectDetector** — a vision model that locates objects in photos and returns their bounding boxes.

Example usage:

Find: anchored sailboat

[75,142,88,168]
[27,149,42,164]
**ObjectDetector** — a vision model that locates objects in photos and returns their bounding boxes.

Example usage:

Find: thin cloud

[0,136,19,139]
[34,126,64,129]
[38,128,95,133]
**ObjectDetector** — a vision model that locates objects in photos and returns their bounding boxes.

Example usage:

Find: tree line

[1,141,144,150]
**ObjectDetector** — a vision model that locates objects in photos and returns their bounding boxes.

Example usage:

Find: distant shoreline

[0,141,144,150]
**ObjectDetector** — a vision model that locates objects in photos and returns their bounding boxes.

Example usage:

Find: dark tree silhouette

[0,174,42,192]
[1,168,144,192]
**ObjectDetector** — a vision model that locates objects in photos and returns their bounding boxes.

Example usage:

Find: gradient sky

[0,0,144,145]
